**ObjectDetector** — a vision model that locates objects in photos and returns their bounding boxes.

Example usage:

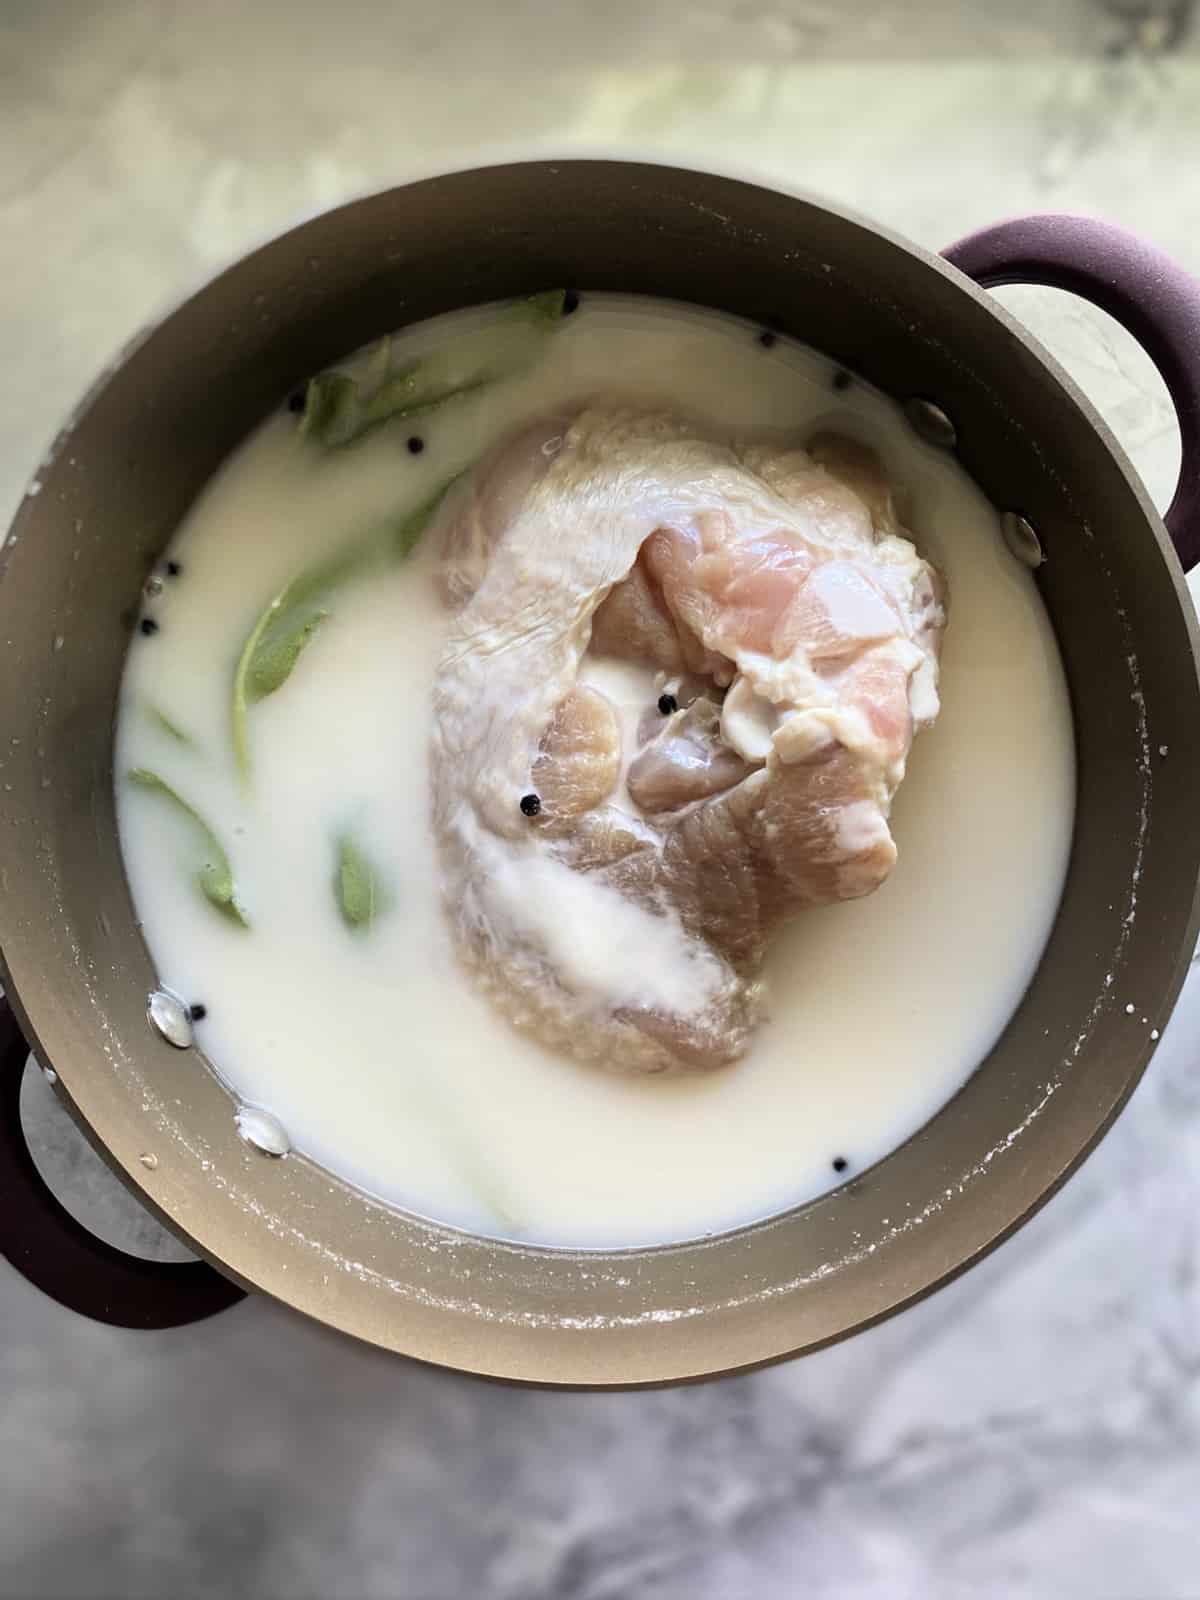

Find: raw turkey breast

[431,408,946,1074]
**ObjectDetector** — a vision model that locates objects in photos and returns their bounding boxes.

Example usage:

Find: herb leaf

[146,705,191,744]
[232,475,463,778]
[231,594,280,780]
[521,288,568,323]
[335,833,387,929]
[296,289,567,450]
[245,606,329,701]
[127,768,248,927]
[299,372,362,448]
[366,332,392,392]
[386,475,465,561]
[231,541,358,778]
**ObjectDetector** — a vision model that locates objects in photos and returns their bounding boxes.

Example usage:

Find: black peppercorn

[519,793,541,817]
[139,617,159,636]
[832,1156,849,1173]
[189,1003,207,1022]
[166,560,182,578]
[406,436,425,455]
[758,329,777,349]
[657,693,678,715]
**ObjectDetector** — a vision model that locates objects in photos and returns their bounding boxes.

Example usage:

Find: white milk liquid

[114,295,1075,1247]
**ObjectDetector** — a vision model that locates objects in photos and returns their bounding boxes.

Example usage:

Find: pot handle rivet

[235,1105,291,1158]
[903,398,957,450]
[1001,511,1045,569]
[147,988,193,1049]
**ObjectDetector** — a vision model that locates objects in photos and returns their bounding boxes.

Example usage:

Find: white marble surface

[3,2,1200,1595]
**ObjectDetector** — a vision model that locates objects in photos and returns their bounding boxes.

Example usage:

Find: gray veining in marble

[3,2,1200,1596]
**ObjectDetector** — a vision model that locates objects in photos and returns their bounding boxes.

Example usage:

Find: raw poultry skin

[430,408,946,1074]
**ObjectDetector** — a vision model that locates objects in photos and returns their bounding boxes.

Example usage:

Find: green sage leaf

[233,474,463,778]
[385,475,466,562]
[296,289,567,450]
[521,288,568,323]
[299,371,363,448]
[335,832,387,930]
[146,705,191,744]
[244,606,329,702]
[230,544,355,778]
[127,769,248,928]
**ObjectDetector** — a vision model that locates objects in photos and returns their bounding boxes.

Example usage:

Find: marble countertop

[3,2,1200,1595]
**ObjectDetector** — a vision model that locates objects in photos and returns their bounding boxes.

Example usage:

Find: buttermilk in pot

[115,291,1074,1246]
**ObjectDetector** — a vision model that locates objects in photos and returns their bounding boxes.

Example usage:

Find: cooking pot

[2,161,1198,1387]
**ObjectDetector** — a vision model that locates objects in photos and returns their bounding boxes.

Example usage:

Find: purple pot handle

[0,993,245,1329]
[943,214,1200,573]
